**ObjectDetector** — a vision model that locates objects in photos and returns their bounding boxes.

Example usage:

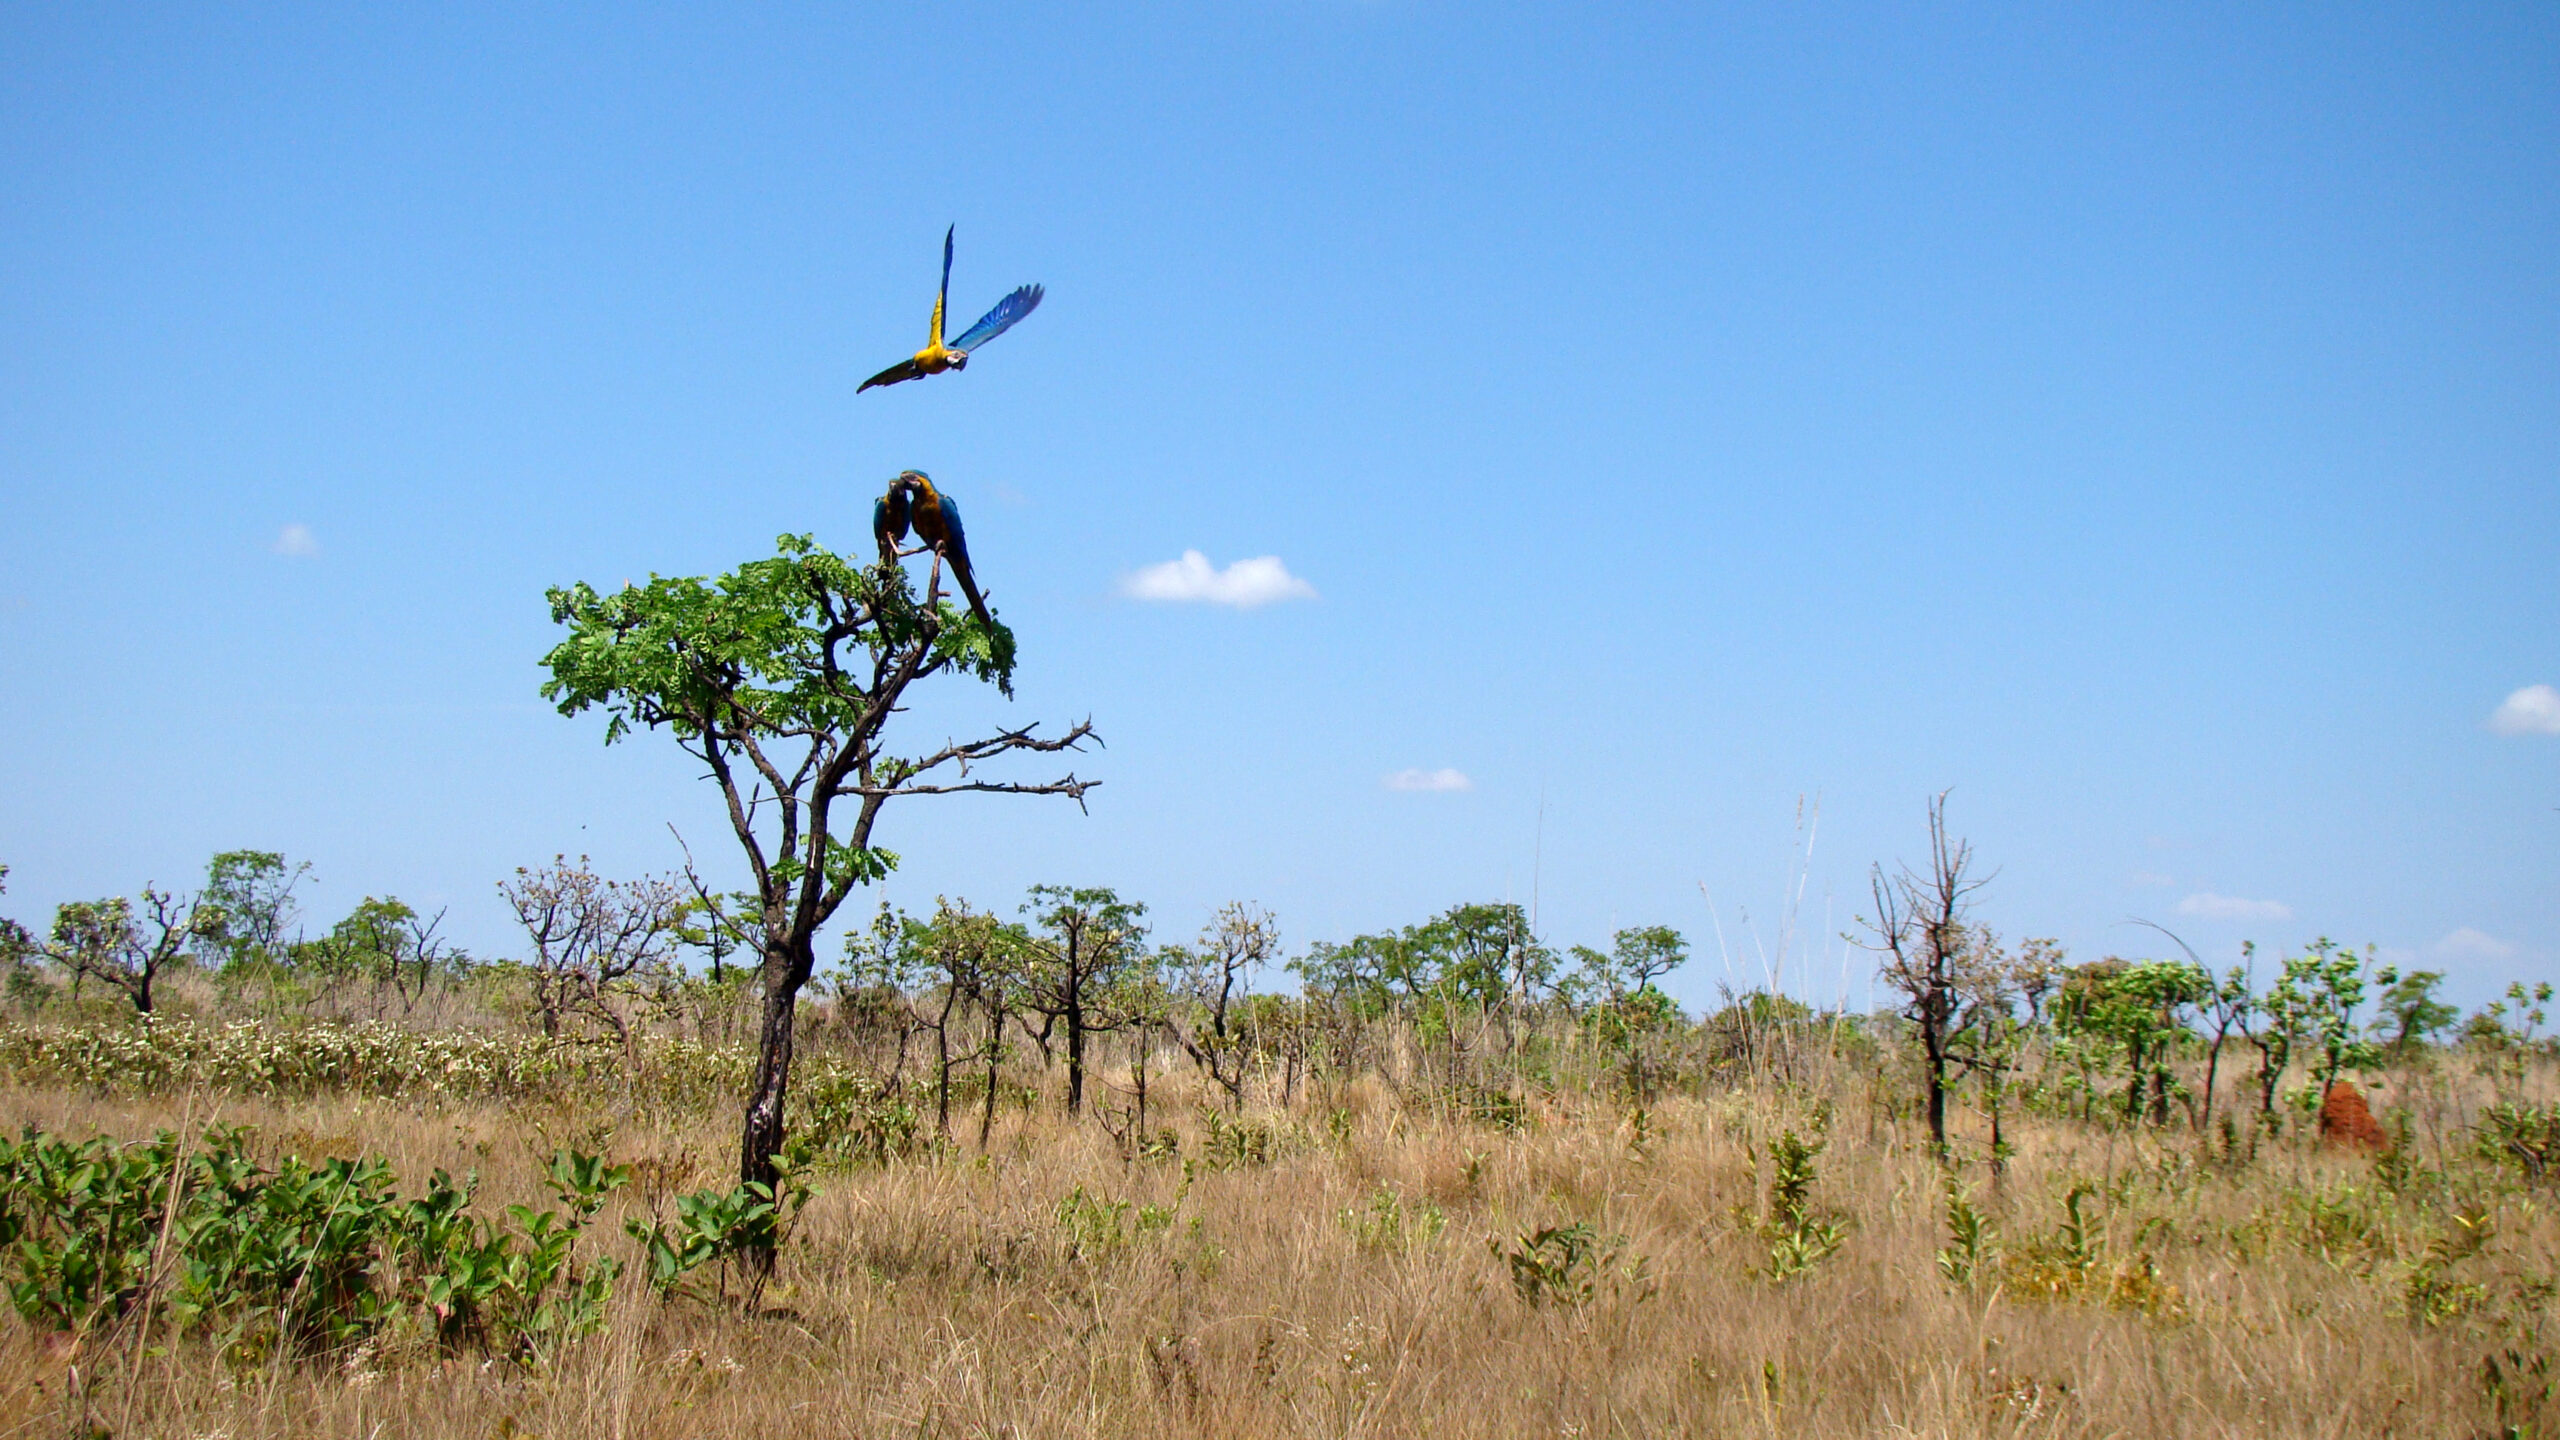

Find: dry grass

[0,1044,2547,1439]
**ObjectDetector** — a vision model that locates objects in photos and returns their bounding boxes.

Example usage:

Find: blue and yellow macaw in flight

[873,470,993,629]
[858,227,1044,392]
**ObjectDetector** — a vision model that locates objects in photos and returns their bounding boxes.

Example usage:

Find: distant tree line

[2,831,2536,1180]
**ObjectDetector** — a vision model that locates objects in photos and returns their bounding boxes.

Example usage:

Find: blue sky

[1,4,2552,1012]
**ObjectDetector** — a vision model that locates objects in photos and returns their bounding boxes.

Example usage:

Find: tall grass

[0,997,2550,1438]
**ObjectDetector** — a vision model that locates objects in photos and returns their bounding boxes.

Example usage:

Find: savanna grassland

[0,934,2553,1440]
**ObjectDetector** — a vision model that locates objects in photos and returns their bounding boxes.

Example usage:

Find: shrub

[0,1124,627,1365]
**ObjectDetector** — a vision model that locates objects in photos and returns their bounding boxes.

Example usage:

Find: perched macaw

[858,226,1044,392]
[895,470,992,628]
[872,481,911,567]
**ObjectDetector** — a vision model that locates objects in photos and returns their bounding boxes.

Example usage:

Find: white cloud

[2489,684,2560,737]
[271,523,318,557]
[2176,892,2294,923]
[1120,551,1315,608]
[2429,927,2520,965]
[2130,870,2176,888]
[1383,768,1471,793]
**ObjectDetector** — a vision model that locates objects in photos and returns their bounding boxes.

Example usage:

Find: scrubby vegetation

[0,844,2553,1437]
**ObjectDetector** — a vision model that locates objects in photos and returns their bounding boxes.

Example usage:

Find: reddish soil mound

[2319,1081,2390,1152]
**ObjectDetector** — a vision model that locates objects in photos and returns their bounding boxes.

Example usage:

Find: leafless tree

[501,856,685,1045]
[1860,792,1992,1155]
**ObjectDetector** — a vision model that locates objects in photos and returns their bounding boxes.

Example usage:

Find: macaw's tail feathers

[950,562,993,630]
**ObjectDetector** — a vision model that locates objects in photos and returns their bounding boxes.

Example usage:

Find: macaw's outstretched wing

[933,494,993,628]
[859,356,926,392]
[930,224,954,347]
[949,283,1044,354]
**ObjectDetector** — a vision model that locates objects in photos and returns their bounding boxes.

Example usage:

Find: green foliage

[1937,1174,1995,1288]
[1292,901,1555,1027]
[2373,965,2459,1056]
[1194,1107,1280,1170]
[2053,957,2211,1124]
[542,532,1012,745]
[0,1125,627,1364]
[44,888,209,1014]
[1996,1181,2181,1317]
[1338,1186,1446,1252]
[1753,1128,1845,1281]
[194,850,308,972]
[625,1161,810,1307]
[2403,1203,2494,1326]
[2483,1344,2558,1440]
[1495,1221,1650,1308]
[1053,1184,1134,1259]
[2055,1183,2102,1274]
[2267,939,2384,1093]
[792,1068,924,1169]
[1566,926,1689,1009]
[2477,1103,2560,1183]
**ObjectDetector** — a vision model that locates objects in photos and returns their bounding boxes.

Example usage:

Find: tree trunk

[1132,1034,1149,1142]
[741,937,815,1235]
[2257,1038,2286,1115]
[979,1001,1003,1147]
[1988,1086,2005,1181]
[1065,996,1087,1114]
[2198,1033,2226,1131]
[933,987,957,1139]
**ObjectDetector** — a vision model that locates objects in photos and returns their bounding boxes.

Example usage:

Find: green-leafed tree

[1292,900,1552,1051]
[2278,938,2384,1099]
[540,532,1095,1210]
[296,895,461,1016]
[2054,957,2211,1125]
[2372,965,2458,1058]
[1567,925,1690,1100]
[45,888,208,1015]
[1016,885,1149,1115]
[194,850,309,975]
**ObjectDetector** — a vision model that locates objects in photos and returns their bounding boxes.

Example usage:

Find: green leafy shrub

[0,1125,628,1365]
[1937,1175,1995,1288]
[1753,1129,1845,1281]
[793,1068,924,1169]
[625,1160,810,1308]
[2477,1103,2560,1182]
[1495,1221,1651,1308]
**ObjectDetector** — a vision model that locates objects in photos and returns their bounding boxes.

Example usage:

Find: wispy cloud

[2490,684,2560,737]
[2130,870,2176,888]
[2429,927,2520,965]
[2176,892,2293,923]
[271,523,319,557]
[1120,551,1315,608]
[1383,768,1471,793]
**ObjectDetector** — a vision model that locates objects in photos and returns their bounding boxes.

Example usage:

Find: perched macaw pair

[873,470,992,628]
[858,226,1044,392]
